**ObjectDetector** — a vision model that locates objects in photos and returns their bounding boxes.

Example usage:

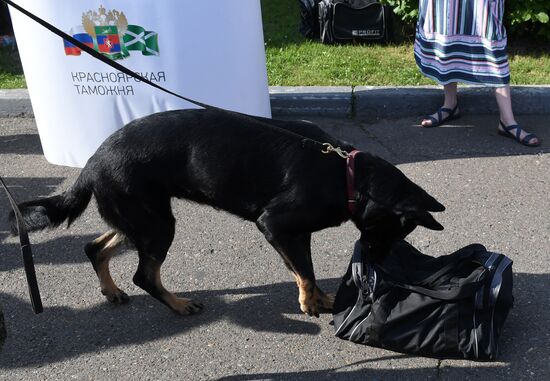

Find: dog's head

[351,153,445,261]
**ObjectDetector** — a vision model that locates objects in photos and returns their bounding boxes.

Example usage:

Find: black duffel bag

[333,240,514,360]
[319,0,390,44]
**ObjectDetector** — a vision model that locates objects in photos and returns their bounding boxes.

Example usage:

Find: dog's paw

[171,298,204,316]
[103,288,130,304]
[299,288,334,317]
[299,301,320,317]
[299,295,319,317]
[298,288,325,318]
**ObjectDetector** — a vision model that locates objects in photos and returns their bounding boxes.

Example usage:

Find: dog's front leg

[256,214,333,317]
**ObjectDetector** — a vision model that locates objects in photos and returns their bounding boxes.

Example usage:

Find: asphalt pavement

[0,107,549,380]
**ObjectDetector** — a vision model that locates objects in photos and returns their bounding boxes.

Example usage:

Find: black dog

[9,108,444,317]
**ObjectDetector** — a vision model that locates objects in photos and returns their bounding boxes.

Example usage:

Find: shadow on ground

[0,233,100,271]
[0,273,547,375]
[0,278,339,368]
[0,176,87,270]
[1,117,548,378]
[216,362,504,381]
[0,134,42,155]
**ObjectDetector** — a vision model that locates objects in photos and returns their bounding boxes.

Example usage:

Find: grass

[0,46,25,88]
[0,0,549,88]
[261,0,550,86]
[262,0,428,86]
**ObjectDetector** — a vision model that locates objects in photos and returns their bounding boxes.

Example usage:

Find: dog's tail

[8,170,94,235]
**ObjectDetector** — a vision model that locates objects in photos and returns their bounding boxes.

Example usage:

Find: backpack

[318,0,391,44]
[333,240,514,360]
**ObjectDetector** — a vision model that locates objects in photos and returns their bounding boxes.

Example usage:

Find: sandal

[421,104,460,128]
[498,121,540,147]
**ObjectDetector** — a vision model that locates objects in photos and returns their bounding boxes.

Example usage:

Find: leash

[2,0,353,156]
[0,176,43,314]
[345,150,361,215]
[1,2,359,312]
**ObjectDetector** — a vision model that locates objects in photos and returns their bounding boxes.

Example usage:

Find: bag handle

[351,240,487,300]
[387,272,486,300]
[374,262,487,300]
[410,245,486,287]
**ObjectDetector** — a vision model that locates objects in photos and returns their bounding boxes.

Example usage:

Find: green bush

[381,0,550,41]
[507,0,550,40]
[381,0,418,25]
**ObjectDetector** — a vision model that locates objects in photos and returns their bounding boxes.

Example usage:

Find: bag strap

[375,265,487,301]
[388,274,486,300]
[411,246,485,287]
[352,241,488,301]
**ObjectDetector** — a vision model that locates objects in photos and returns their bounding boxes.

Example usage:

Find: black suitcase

[318,0,390,44]
[333,240,514,360]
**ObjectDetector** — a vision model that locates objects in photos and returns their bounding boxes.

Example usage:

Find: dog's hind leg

[95,190,202,315]
[133,254,204,315]
[131,218,203,316]
[85,230,129,304]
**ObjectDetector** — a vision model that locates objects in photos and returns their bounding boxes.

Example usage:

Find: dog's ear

[356,153,444,211]
[416,191,445,213]
[354,152,445,231]
[395,190,445,231]
[398,209,444,231]
[394,185,445,231]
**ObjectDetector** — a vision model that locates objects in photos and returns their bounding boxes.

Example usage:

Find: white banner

[10,0,271,167]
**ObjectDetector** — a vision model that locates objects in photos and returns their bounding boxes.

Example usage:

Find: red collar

[346,150,361,215]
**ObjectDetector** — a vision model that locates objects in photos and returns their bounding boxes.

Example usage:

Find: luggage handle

[351,241,488,300]
[411,245,487,287]
[389,274,486,300]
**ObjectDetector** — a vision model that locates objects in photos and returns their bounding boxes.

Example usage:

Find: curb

[269,86,352,117]
[353,85,550,120]
[0,89,33,117]
[1,86,549,120]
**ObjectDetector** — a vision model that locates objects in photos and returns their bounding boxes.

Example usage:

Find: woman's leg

[495,85,539,146]
[421,82,459,127]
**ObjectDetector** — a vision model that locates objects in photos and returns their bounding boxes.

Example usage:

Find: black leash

[3,0,351,153]
[1,1,353,314]
[0,176,43,314]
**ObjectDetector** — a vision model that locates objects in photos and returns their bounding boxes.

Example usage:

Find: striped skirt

[414,0,510,86]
